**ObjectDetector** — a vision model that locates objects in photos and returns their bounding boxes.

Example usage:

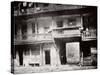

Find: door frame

[43,48,51,65]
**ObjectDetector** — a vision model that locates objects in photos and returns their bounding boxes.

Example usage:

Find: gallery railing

[14,5,83,16]
[82,29,97,41]
[14,33,53,42]
[51,27,81,38]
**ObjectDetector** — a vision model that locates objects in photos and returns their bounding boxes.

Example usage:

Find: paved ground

[13,65,97,74]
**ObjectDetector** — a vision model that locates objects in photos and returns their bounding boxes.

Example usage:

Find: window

[31,49,40,55]
[68,18,77,26]
[32,23,35,33]
[21,25,27,34]
[57,20,63,27]
[21,24,27,39]
[43,3,49,7]
[31,47,40,55]
[44,26,49,33]
[15,24,18,35]
[24,50,30,55]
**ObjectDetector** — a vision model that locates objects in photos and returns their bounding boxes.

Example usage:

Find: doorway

[45,50,50,65]
[60,43,67,65]
[19,50,23,66]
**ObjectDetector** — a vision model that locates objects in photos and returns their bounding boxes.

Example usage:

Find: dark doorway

[55,38,67,65]
[81,41,91,57]
[21,24,27,39]
[19,50,23,65]
[60,43,67,65]
[45,50,50,65]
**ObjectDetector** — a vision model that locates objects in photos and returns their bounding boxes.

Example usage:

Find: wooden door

[45,50,50,65]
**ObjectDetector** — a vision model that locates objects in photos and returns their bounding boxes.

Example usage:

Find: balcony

[82,29,97,41]
[14,5,83,16]
[52,27,81,38]
[14,33,53,45]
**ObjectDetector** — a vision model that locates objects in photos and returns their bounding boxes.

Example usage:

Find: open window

[56,20,63,27]
[32,23,35,33]
[68,18,77,26]
[44,26,50,33]
[21,24,27,39]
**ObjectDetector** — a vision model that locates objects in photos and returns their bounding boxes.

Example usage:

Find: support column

[35,18,38,34]
[81,15,83,28]
[51,17,55,35]
[51,17,61,66]
[27,22,33,39]
[15,51,19,66]
[40,44,43,66]
[53,43,61,66]
[56,45,61,66]
[17,25,22,40]
[79,15,84,31]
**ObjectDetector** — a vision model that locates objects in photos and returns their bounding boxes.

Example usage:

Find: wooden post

[17,25,22,40]
[40,44,43,66]
[35,18,38,34]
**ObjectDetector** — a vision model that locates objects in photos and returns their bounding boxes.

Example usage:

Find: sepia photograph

[11,1,97,74]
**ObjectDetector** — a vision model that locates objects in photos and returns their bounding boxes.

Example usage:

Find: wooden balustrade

[14,33,52,41]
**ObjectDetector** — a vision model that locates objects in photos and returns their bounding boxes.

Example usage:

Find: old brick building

[11,1,97,73]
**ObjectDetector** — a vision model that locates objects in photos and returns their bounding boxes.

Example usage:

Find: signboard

[66,42,80,63]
